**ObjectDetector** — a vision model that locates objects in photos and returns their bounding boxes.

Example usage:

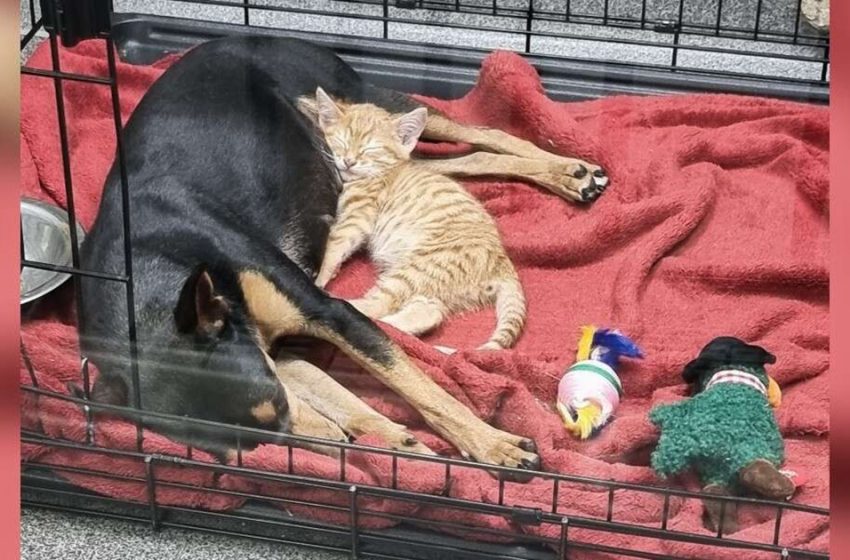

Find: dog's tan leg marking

[275,355,434,455]
[421,114,608,202]
[307,324,539,470]
[239,271,539,470]
[280,382,348,457]
[257,348,348,455]
[240,271,308,344]
[415,152,590,202]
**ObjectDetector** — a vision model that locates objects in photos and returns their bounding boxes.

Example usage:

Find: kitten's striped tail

[479,277,527,350]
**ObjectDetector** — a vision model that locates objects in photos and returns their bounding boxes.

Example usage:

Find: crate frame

[20,0,830,558]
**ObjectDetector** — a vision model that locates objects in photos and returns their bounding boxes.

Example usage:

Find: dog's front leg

[275,354,435,455]
[239,267,540,472]
[421,114,608,202]
[301,302,540,472]
[279,382,349,457]
[414,152,607,203]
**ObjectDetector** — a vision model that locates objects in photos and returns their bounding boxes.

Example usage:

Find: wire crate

[20,0,830,558]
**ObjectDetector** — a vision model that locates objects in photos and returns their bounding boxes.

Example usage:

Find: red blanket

[20,40,829,557]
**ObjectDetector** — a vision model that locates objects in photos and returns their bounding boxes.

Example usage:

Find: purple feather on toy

[591,329,644,368]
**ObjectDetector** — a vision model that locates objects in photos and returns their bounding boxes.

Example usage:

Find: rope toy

[556,326,643,439]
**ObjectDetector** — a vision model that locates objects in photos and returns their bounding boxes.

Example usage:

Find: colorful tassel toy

[557,326,643,439]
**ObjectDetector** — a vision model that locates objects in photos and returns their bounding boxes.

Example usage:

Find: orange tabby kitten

[307,87,526,350]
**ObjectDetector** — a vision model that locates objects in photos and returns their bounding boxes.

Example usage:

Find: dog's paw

[383,430,436,457]
[533,161,609,204]
[563,161,609,203]
[352,416,436,456]
[464,428,540,480]
[582,167,609,202]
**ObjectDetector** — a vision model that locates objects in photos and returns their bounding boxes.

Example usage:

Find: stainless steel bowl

[20,198,86,305]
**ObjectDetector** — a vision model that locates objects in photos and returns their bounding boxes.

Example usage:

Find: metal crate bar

[19,1,829,557]
[176,0,829,47]
[20,423,829,560]
[20,384,831,517]
[152,0,829,64]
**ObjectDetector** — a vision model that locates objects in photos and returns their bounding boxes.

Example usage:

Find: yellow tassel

[576,325,596,361]
[557,402,602,440]
[767,376,782,408]
[574,403,602,440]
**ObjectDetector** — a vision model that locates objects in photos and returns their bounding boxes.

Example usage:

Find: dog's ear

[174,265,230,337]
[394,107,428,155]
[314,87,342,130]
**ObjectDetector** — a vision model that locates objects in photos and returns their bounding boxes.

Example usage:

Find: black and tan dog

[76,36,608,471]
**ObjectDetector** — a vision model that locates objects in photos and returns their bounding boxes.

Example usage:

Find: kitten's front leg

[315,214,373,288]
[315,244,347,289]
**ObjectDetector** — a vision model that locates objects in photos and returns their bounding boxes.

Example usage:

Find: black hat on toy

[682,336,776,385]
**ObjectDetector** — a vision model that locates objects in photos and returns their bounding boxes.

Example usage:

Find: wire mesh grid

[87,0,830,86]
[20,0,829,558]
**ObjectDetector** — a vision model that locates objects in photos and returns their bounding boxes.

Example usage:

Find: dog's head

[76,264,291,459]
[681,336,776,392]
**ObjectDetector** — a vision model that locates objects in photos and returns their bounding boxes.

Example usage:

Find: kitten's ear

[395,108,428,154]
[315,87,342,129]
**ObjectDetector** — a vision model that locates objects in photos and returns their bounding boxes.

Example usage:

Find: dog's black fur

[78,36,424,457]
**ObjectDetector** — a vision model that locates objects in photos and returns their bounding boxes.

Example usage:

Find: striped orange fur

[307,88,526,350]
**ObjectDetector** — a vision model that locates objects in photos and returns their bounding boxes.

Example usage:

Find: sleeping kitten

[303,87,526,350]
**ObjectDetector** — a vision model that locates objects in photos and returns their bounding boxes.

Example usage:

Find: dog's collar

[704,369,767,396]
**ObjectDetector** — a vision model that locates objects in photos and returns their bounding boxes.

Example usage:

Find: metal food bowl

[20,198,86,305]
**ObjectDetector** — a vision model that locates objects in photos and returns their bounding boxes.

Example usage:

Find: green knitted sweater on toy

[649,365,784,489]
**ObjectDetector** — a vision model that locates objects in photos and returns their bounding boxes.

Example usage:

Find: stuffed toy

[557,326,642,439]
[649,336,794,533]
